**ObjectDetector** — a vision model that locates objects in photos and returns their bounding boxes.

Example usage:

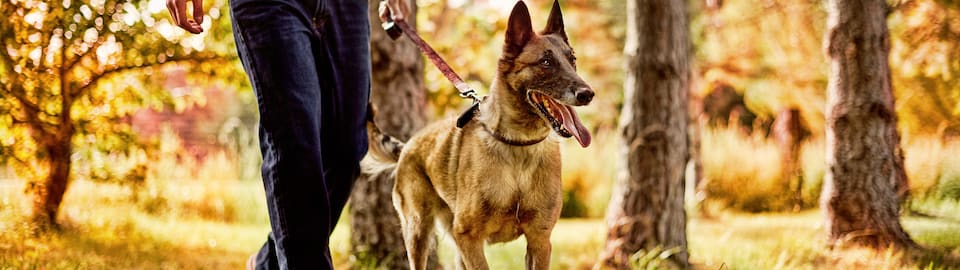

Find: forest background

[1,0,959,268]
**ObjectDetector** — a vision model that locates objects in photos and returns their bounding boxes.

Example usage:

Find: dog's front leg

[523,228,553,270]
[452,221,489,270]
[521,196,560,270]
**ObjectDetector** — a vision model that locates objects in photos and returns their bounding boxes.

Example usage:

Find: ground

[0,179,958,269]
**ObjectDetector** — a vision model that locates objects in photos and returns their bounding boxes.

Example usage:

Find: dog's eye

[540,59,551,68]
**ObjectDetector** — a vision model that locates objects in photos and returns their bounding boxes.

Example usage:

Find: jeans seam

[233,20,289,235]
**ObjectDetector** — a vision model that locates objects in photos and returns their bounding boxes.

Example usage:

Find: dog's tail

[362,103,405,175]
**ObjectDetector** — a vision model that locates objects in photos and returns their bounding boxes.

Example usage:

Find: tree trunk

[349,0,436,269]
[821,0,916,249]
[773,108,807,210]
[689,96,707,217]
[27,134,73,229]
[28,72,76,229]
[599,0,690,268]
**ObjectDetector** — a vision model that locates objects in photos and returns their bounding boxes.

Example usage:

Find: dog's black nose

[575,87,594,104]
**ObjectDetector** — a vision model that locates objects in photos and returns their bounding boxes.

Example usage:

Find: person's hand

[166,0,204,34]
[379,0,410,23]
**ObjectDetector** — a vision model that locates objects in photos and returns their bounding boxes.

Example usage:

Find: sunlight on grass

[0,178,269,269]
[699,127,960,214]
[335,211,960,269]
[2,177,959,269]
[441,219,606,270]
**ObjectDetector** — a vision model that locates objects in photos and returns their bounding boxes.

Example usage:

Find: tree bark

[773,108,807,210]
[27,139,72,229]
[599,0,690,268]
[27,58,77,229]
[821,0,916,249]
[349,1,436,269]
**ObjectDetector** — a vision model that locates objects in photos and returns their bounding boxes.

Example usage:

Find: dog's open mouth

[528,91,591,147]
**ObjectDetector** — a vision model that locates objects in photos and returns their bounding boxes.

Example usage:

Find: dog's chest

[478,166,556,243]
[482,154,542,204]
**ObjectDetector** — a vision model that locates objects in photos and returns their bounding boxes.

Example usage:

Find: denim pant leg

[230,0,369,269]
[314,0,370,232]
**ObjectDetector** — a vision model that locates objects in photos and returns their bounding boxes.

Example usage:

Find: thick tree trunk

[349,1,436,269]
[821,0,916,249]
[28,135,72,229]
[599,0,690,268]
[28,76,75,229]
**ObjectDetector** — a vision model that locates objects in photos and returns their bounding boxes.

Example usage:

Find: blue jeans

[230,0,370,268]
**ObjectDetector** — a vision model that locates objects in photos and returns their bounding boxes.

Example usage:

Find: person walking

[166,0,409,268]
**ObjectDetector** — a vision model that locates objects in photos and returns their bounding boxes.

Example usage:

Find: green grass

[2,179,959,269]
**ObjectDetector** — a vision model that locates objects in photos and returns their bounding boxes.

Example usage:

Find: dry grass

[0,179,268,269]
[2,177,958,270]
[695,126,960,212]
[904,137,960,200]
[700,126,790,211]
[2,124,959,269]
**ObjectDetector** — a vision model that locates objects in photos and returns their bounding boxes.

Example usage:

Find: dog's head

[499,0,593,147]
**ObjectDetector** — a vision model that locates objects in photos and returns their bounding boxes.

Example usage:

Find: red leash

[382,18,480,128]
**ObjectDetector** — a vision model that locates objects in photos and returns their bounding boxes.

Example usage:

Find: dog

[364,1,593,269]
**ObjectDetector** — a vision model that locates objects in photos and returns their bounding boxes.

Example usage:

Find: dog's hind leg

[399,209,434,270]
[393,165,438,270]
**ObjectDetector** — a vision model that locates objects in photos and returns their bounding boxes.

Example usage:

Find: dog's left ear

[541,0,568,43]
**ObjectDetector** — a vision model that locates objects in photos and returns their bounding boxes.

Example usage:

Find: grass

[2,179,959,269]
[696,126,960,213]
[2,126,959,269]
[0,179,269,269]
[700,126,789,212]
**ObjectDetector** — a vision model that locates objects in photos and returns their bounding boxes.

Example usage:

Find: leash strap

[392,21,480,102]
[384,19,480,128]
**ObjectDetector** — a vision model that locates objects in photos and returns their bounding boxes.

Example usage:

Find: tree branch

[8,91,54,137]
[71,54,235,99]
[0,43,48,134]
[63,11,117,71]
[8,85,43,115]
[63,40,100,73]
[10,151,31,166]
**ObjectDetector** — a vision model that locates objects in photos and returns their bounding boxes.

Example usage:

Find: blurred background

[1,0,959,268]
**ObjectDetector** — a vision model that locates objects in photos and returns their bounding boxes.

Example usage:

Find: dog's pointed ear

[541,0,568,43]
[504,1,534,58]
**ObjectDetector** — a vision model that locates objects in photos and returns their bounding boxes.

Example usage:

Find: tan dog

[365,1,593,269]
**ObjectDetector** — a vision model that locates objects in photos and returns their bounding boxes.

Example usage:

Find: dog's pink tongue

[558,104,591,148]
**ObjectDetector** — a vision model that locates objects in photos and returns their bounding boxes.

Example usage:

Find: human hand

[166,0,204,34]
[379,0,410,23]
